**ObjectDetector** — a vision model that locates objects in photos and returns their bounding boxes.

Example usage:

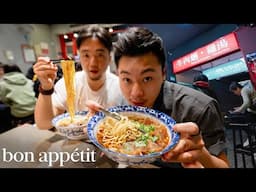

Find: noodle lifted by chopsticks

[61,60,76,122]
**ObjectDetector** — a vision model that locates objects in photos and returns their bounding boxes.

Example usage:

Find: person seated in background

[0,63,4,80]
[86,27,229,168]
[0,63,12,132]
[229,81,256,115]
[0,64,37,127]
[193,73,219,102]
[228,81,256,123]
[75,62,82,72]
[228,80,256,147]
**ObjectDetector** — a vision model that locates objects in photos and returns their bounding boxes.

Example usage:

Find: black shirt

[153,81,226,155]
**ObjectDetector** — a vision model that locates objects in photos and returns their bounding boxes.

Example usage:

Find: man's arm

[235,87,251,113]
[33,57,63,130]
[198,148,229,168]
[35,94,64,129]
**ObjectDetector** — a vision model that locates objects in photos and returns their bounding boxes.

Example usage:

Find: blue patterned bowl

[52,111,89,140]
[87,105,180,165]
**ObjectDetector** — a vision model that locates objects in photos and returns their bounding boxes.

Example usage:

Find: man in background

[229,80,256,117]
[193,73,219,102]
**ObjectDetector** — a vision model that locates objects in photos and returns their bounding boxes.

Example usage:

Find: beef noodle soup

[57,113,91,128]
[96,113,170,155]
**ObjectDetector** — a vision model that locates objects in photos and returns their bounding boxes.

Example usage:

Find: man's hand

[161,122,205,168]
[33,57,58,90]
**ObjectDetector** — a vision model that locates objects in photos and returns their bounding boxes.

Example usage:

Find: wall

[0,24,57,73]
[235,26,256,54]
[169,24,238,60]
[0,24,66,73]
[235,26,256,89]
[0,24,30,73]
[49,24,72,58]
[30,24,54,58]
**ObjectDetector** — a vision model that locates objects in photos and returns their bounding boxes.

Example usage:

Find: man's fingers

[171,137,204,155]
[162,149,202,163]
[38,56,50,62]
[86,100,103,113]
[181,161,204,168]
[173,122,200,137]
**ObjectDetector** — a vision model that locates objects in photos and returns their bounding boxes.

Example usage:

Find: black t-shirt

[122,81,226,168]
[153,81,226,156]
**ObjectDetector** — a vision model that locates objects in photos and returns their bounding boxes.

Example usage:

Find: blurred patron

[229,80,256,121]
[0,64,36,129]
[193,73,219,102]
[229,81,256,113]
[0,63,4,80]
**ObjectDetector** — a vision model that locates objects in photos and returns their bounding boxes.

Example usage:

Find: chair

[11,113,35,128]
[228,122,256,168]
[224,112,256,168]
[0,104,12,133]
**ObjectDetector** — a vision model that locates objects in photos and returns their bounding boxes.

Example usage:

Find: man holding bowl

[86,26,229,168]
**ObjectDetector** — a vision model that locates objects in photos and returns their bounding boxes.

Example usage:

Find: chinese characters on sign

[172,33,240,73]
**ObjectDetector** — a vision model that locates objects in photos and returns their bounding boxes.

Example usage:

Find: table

[0,124,118,168]
[0,124,159,168]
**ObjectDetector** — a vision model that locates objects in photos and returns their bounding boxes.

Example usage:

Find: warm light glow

[73,33,78,38]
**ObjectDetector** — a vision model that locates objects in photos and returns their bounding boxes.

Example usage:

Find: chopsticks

[50,59,67,64]
[99,108,122,121]
[50,56,73,64]
[99,108,146,133]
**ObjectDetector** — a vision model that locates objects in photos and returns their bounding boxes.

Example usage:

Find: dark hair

[114,27,166,70]
[3,64,22,73]
[229,81,243,92]
[76,25,112,52]
[193,73,209,83]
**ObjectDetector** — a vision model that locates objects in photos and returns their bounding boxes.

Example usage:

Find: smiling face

[117,52,165,108]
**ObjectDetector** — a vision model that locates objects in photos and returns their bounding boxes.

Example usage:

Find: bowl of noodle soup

[52,111,91,140]
[87,105,180,165]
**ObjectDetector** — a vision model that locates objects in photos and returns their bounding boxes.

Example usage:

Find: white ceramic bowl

[52,111,89,140]
[87,105,180,165]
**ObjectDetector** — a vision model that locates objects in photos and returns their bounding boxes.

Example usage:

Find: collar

[152,82,164,111]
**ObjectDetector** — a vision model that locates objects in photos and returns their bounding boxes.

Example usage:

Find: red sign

[172,33,240,74]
